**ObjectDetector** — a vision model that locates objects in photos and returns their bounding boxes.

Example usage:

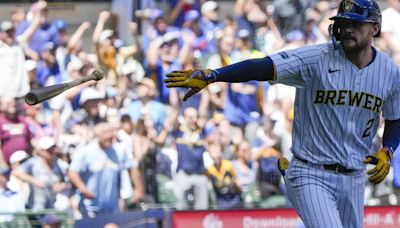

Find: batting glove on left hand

[363,147,393,185]
[164,69,214,101]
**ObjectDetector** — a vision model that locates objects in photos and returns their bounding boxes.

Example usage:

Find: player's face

[338,19,379,51]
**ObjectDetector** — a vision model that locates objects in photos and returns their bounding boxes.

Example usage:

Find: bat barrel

[25,83,70,105]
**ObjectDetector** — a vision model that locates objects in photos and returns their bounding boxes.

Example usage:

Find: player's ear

[372,23,380,37]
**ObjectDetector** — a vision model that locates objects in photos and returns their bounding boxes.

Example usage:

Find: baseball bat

[25,69,104,105]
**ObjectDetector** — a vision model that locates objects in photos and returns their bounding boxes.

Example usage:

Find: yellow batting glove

[164,69,213,101]
[363,147,393,185]
[277,157,289,176]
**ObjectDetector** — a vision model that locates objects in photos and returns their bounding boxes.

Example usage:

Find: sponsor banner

[172,207,400,228]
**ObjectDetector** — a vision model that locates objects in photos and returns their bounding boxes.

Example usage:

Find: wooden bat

[25,69,104,105]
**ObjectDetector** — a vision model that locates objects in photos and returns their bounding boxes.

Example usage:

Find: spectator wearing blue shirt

[36,42,63,87]
[127,78,169,134]
[16,5,59,55]
[68,122,144,218]
[167,0,201,28]
[173,107,209,210]
[200,1,224,54]
[182,10,210,57]
[142,9,180,52]
[146,31,182,104]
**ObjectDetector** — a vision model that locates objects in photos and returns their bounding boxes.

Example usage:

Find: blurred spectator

[272,0,314,36]
[223,29,265,143]
[0,166,25,223]
[40,214,62,228]
[132,113,161,203]
[69,86,106,143]
[12,136,68,211]
[126,77,169,134]
[0,96,33,167]
[68,122,144,218]
[235,0,270,46]
[168,0,202,28]
[8,150,30,202]
[252,133,286,208]
[0,20,30,98]
[141,8,179,52]
[92,11,119,85]
[231,141,259,208]
[200,1,224,54]
[10,6,26,29]
[16,1,60,55]
[57,21,91,78]
[146,30,183,104]
[182,10,209,56]
[205,33,235,115]
[24,103,53,140]
[207,143,242,209]
[381,0,400,54]
[255,13,285,55]
[173,107,208,210]
[36,42,63,87]
[25,59,39,90]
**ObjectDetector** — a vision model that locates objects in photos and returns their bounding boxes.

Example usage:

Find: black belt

[295,156,356,174]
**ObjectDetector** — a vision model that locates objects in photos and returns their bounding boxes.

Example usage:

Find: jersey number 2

[362,118,374,138]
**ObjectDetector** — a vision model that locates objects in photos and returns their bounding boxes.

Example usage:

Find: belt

[295,156,356,174]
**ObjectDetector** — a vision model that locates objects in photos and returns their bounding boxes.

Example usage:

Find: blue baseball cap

[185,10,200,22]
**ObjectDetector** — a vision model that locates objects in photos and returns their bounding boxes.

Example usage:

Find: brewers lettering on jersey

[164,0,400,227]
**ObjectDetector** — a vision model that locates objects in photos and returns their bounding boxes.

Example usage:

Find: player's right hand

[277,157,289,176]
[164,69,213,101]
[363,147,393,185]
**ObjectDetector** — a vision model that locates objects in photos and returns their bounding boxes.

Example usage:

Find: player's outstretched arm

[164,57,276,101]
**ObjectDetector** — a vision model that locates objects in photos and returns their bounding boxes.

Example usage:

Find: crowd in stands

[0,0,400,223]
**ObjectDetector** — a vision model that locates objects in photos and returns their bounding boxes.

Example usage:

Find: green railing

[0,209,73,228]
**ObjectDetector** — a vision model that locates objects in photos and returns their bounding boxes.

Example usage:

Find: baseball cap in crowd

[38,136,57,151]
[99,29,115,43]
[0,20,14,32]
[40,214,62,226]
[9,150,29,164]
[150,9,164,23]
[237,29,251,39]
[201,1,218,14]
[42,42,56,53]
[79,87,104,105]
[54,19,67,31]
[185,10,200,23]
[160,31,180,47]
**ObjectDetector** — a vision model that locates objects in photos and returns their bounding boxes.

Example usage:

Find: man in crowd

[68,122,144,218]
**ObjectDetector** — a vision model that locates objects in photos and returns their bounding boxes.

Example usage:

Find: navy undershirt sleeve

[383,119,400,152]
[210,56,275,82]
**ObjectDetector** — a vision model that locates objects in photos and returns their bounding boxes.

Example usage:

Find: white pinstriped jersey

[269,43,400,169]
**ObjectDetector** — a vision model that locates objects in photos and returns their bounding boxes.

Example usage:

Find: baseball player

[164,0,400,227]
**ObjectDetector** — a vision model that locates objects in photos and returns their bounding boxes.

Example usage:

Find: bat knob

[92,70,104,81]
[25,92,39,105]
